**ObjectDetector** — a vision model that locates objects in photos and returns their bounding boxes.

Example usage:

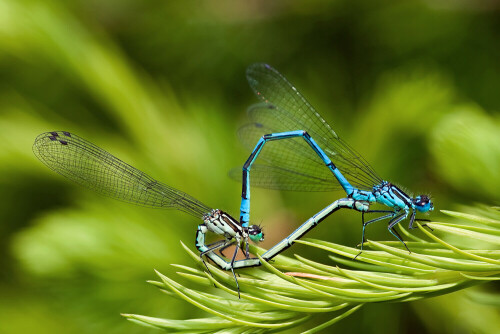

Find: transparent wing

[235,122,344,191]
[243,64,383,191]
[33,131,211,218]
[229,164,338,191]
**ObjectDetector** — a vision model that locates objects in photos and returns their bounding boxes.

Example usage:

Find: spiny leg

[359,209,395,244]
[229,243,241,298]
[408,211,416,229]
[418,220,434,231]
[354,212,395,260]
[200,239,234,280]
[388,213,411,252]
[390,226,409,252]
[409,211,434,231]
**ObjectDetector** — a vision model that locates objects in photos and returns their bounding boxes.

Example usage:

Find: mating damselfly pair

[33,64,433,297]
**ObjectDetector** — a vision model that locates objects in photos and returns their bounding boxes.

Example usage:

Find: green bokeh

[0,0,499,333]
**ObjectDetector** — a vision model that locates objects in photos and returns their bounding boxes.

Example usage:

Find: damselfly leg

[388,213,411,252]
[354,210,395,259]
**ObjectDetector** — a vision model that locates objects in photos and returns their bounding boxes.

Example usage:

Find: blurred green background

[1,0,500,333]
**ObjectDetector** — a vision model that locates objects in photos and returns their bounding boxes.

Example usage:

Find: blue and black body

[33,131,264,297]
[236,64,434,255]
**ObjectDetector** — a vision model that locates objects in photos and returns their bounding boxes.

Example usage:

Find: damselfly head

[248,225,264,243]
[413,195,433,213]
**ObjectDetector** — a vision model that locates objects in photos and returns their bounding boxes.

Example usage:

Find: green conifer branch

[123,207,500,332]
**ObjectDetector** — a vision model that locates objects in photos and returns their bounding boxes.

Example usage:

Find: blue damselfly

[235,64,434,258]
